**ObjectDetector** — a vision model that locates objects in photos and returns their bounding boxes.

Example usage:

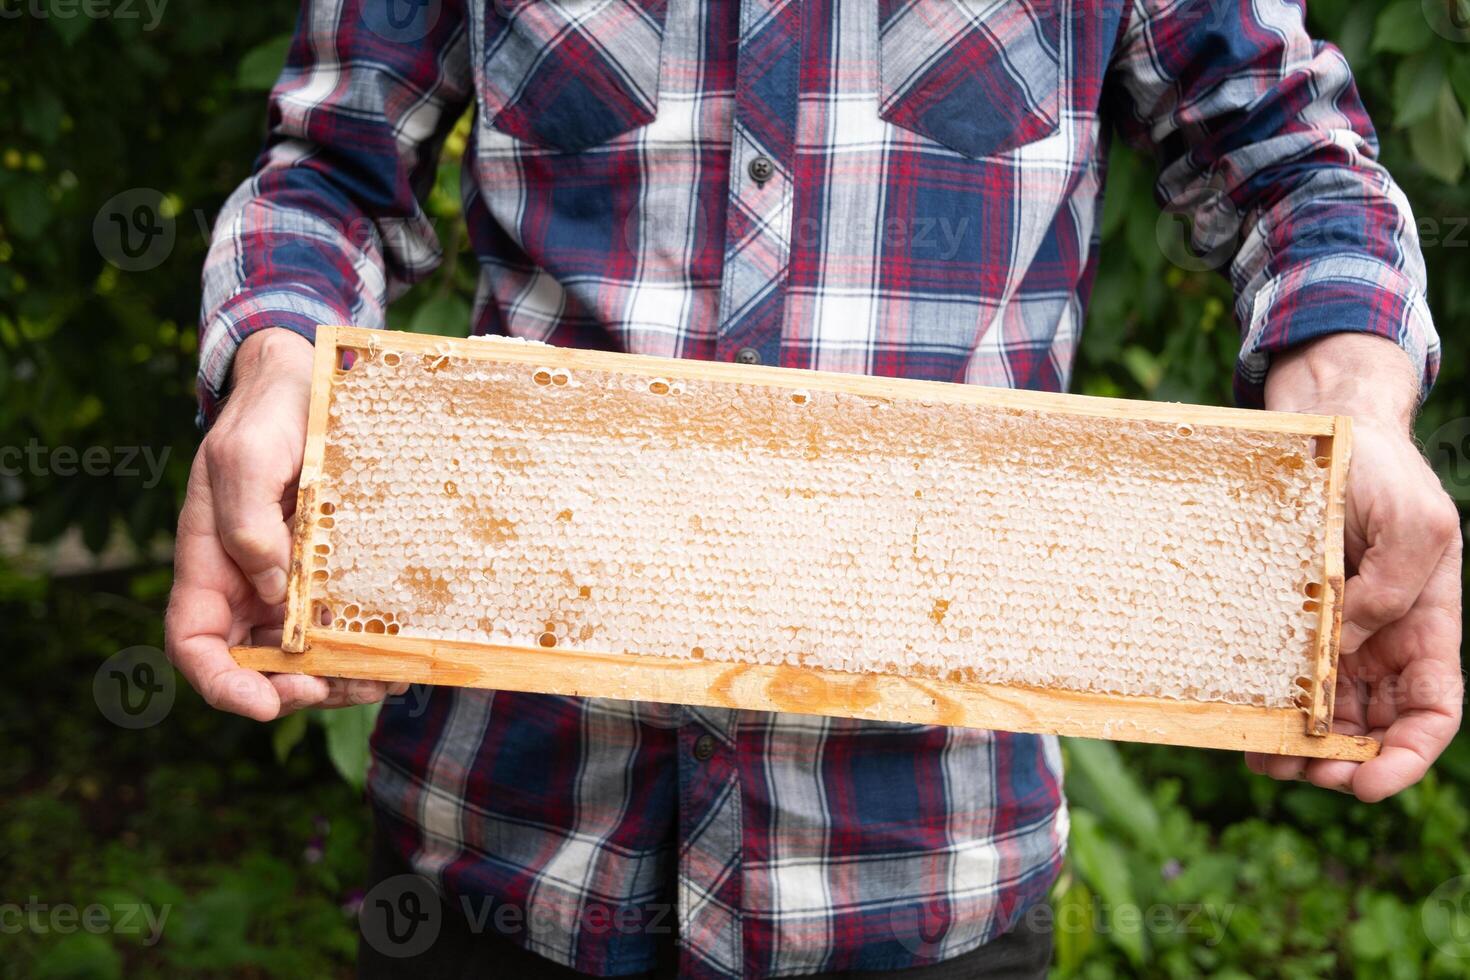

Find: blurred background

[0,1,1467,977]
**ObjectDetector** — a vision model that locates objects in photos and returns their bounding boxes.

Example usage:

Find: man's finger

[166,488,283,721]
[1340,488,1458,654]
[270,673,334,715]
[1299,672,1371,792]
[1262,752,1307,781]
[267,673,401,712]
[1352,661,1462,800]
[1349,544,1462,801]
[1350,683,1457,803]
[320,677,398,707]
[206,430,295,605]
[166,584,282,721]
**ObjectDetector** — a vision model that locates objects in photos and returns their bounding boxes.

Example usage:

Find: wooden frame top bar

[326,325,1341,436]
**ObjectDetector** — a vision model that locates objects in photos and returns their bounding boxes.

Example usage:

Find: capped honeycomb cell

[294,328,1347,713]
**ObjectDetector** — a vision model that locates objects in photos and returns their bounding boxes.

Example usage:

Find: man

[167,1,1463,976]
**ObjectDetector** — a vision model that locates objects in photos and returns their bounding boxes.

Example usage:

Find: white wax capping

[311,347,1330,708]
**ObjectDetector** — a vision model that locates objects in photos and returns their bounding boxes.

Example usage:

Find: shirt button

[747,155,774,184]
[734,347,762,366]
[692,734,716,761]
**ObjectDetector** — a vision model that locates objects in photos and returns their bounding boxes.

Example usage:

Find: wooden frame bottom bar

[231,635,1378,761]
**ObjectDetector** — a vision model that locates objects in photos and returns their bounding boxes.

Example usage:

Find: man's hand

[1248,334,1463,801]
[164,329,404,721]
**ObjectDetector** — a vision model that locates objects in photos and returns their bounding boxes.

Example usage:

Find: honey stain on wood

[758,666,883,715]
[904,679,966,727]
[709,665,748,707]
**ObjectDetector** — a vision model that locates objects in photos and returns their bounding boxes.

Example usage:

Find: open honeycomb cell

[308,338,1333,709]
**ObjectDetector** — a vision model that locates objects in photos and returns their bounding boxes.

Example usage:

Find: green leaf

[1280,785,1347,826]
[1332,2,1377,65]
[1125,205,1165,276]
[1068,809,1145,966]
[1120,344,1163,393]
[1373,0,1435,54]
[21,90,65,144]
[236,34,293,92]
[1436,736,1470,784]
[46,1,92,46]
[272,710,309,764]
[1409,81,1468,184]
[124,41,170,77]
[1393,53,1446,127]
[32,931,123,980]
[1050,876,1098,974]
[408,291,471,336]
[127,566,174,601]
[428,161,464,219]
[1449,56,1470,109]
[1100,145,1141,239]
[315,703,381,790]
[1169,852,1237,899]
[1063,739,1162,844]
[1348,892,1413,961]
[2,179,53,240]
[169,881,261,968]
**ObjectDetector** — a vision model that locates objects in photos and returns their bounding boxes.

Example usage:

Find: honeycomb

[307,338,1332,709]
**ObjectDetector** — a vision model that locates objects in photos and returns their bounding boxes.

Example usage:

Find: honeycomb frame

[232,326,1376,761]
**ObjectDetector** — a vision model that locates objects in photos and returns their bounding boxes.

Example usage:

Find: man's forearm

[1262,333,1421,429]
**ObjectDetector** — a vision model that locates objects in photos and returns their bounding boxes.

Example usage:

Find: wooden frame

[1308,420,1352,736]
[231,326,1376,762]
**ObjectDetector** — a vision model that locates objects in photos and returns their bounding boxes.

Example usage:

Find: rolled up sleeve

[198,0,473,427]
[1105,0,1440,407]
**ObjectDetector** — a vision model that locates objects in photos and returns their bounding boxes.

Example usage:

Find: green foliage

[1056,738,1470,979]
[0,569,367,978]
[317,704,382,791]
[1,1,1466,977]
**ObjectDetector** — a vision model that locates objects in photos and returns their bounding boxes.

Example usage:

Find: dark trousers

[357,817,1052,979]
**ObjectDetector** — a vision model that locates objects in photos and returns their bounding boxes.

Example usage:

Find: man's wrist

[231,327,316,388]
[1262,333,1419,431]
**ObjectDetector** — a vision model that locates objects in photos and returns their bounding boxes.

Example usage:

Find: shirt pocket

[478,0,669,153]
[878,0,1062,159]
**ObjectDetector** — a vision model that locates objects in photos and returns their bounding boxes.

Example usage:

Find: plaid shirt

[200,1,1438,976]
